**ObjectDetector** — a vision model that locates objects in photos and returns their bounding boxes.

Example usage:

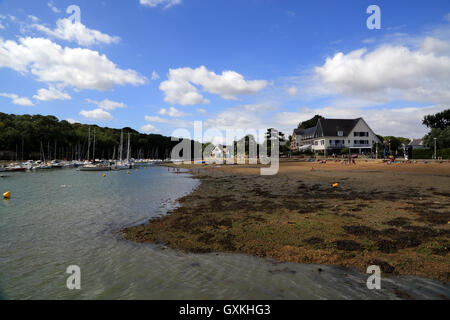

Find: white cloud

[445,13,450,23]
[145,115,169,123]
[196,108,207,114]
[79,108,113,121]
[139,0,182,9]
[151,71,160,80]
[33,18,120,46]
[159,66,268,105]
[286,11,296,17]
[314,37,450,105]
[286,86,299,96]
[140,124,159,133]
[362,38,376,44]
[0,15,6,30]
[27,15,39,22]
[0,37,147,91]
[203,104,275,145]
[159,106,190,117]
[86,99,127,110]
[0,93,34,106]
[66,118,78,124]
[33,86,71,101]
[48,2,61,13]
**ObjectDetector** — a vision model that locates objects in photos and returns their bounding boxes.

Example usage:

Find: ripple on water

[0,167,448,299]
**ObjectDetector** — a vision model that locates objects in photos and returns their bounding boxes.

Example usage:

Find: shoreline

[122,161,450,283]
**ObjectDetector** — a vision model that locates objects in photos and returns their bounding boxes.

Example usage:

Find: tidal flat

[123,160,450,283]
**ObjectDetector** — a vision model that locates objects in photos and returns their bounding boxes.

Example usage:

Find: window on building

[338,131,343,136]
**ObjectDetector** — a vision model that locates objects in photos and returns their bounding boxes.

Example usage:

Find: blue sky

[0,0,449,143]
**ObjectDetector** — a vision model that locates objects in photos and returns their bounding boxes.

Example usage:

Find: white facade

[293,118,381,153]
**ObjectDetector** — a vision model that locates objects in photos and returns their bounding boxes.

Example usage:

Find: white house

[292,117,381,154]
[408,139,426,149]
[211,145,224,159]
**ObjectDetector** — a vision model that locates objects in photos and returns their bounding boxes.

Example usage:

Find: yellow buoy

[127,171,130,174]
[332,183,339,188]
[136,169,138,172]
[3,191,11,199]
[103,173,106,177]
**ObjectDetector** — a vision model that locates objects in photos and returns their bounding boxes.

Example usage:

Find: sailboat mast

[120,129,123,162]
[93,128,96,161]
[87,127,91,160]
[127,132,130,162]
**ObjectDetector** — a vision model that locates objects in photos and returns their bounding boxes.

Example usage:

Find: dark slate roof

[303,126,316,136]
[315,118,361,137]
[408,139,423,146]
[293,128,304,135]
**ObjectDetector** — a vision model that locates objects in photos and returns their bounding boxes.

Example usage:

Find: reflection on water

[0,167,448,299]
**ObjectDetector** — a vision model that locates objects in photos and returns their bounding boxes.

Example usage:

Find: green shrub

[412,148,450,159]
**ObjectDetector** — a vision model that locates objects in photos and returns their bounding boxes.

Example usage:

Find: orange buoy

[332,183,339,188]
[3,191,11,199]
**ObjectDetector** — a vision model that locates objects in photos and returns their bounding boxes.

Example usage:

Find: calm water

[0,167,448,300]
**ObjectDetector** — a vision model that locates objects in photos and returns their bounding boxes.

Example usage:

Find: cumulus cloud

[286,86,299,96]
[159,66,268,105]
[79,108,113,121]
[66,118,79,124]
[27,15,39,22]
[48,2,61,13]
[314,37,450,105]
[144,115,169,123]
[0,37,147,91]
[196,108,207,114]
[202,103,277,145]
[139,0,181,9]
[33,18,120,46]
[33,86,71,101]
[140,123,159,133]
[86,98,127,110]
[151,71,160,80]
[159,106,190,117]
[0,93,34,106]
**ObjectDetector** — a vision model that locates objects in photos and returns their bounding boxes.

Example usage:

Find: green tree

[0,112,198,161]
[423,127,450,149]
[298,115,323,129]
[422,109,450,130]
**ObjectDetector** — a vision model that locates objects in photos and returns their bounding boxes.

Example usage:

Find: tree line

[0,112,188,161]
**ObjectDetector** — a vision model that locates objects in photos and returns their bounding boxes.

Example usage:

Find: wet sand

[123,160,450,282]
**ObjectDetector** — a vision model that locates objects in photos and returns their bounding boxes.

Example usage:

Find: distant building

[290,128,303,151]
[291,117,381,154]
[408,139,426,149]
[211,145,224,159]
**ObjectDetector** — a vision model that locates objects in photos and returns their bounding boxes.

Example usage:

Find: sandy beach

[123,160,450,282]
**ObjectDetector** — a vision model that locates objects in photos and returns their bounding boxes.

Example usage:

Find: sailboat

[35,142,52,169]
[80,127,111,171]
[111,130,131,170]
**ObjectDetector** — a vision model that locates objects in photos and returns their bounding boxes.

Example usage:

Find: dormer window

[337,131,343,136]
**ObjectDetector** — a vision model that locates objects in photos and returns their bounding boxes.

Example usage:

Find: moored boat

[80,164,111,171]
